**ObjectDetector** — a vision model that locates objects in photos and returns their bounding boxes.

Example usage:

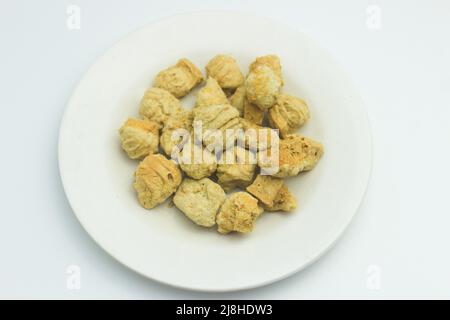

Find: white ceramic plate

[59,11,372,292]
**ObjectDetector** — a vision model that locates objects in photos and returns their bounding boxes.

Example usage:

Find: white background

[1,0,449,299]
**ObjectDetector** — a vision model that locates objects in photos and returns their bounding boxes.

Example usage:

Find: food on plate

[154,58,203,98]
[139,87,183,127]
[195,77,228,110]
[193,104,241,149]
[228,85,246,116]
[246,175,284,207]
[173,178,226,227]
[245,65,282,111]
[118,118,160,159]
[243,98,265,125]
[259,134,323,178]
[179,139,218,180]
[205,54,244,90]
[216,146,256,191]
[263,184,296,212]
[268,94,310,137]
[119,54,323,235]
[249,54,283,84]
[216,192,263,234]
[133,154,182,209]
[160,110,193,156]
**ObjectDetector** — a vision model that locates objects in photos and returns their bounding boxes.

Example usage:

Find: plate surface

[59,11,372,292]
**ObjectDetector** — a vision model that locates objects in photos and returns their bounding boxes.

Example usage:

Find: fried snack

[195,77,228,110]
[154,58,203,98]
[268,94,310,137]
[193,104,241,149]
[245,65,282,111]
[243,98,264,125]
[118,118,160,159]
[229,85,246,116]
[263,184,296,212]
[216,146,256,191]
[139,87,183,127]
[249,54,283,83]
[246,175,284,207]
[240,118,279,151]
[205,54,244,90]
[173,178,226,227]
[160,110,193,156]
[259,134,323,178]
[216,192,263,234]
[179,139,217,179]
[133,154,182,209]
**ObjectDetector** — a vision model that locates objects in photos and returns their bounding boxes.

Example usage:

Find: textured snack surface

[119,118,160,159]
[154,58,203,98]
[139,87,182,126]
[205,54,244,90]
[268,94,310,137]
[245,65,282,111]
[133,154,182,209]
[216,192,263,234]
[246,175,284,207]
[259,134,324,178]
[173,178,226,227]
[195,77,228,110]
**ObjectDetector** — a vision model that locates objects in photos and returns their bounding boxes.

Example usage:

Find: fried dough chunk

[249,54,283,83]
[246,175,284,207]
[195,77,228,110]
[133,154,182,209]
[245,65,282,111]
[119,118,160,159]
[216,146,256,191]
[268,94,310,137]
[229,85,246,116]
[263,184,296,212]
[154,58,203,98]
[173,178,226,227]
[160,110,193,156]
[139,87,183,127]
[243,98,265,125]
[193,104,241,149]
[179,139,217,180]
[259,134,323,178]
[240,118,279,151]
[216,192,263,234]
[205,54,244,90]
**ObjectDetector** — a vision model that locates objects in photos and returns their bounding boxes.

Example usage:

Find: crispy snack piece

[179,138,217,179]
[263,184,296,212]
[268,94,310,137]
[139,87,183,127]
[119,118,160,159]
[154,58,203,98]
[195,77,228,110]
[133,154,182,209]
[240,118,279,151]
[160,110,193,156]
[173,178,226,227]
[216,146,256,191]
[243,98,265,125]
[229,85,246,116]
[193,104,241,149]
[246,175,284,207]
[216,192,263,234]
[249,54,283,83]
[205,54,244,90]
[245,65,282,111]
[259,134,324,178]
